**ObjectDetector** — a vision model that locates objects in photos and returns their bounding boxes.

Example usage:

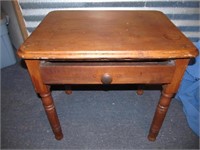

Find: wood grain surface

[18,11,198,60]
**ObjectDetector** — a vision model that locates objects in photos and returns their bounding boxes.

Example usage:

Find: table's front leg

[148,59,190,141]
[148,89,173,141]
[25,60,63,140]
[39,91,63,140]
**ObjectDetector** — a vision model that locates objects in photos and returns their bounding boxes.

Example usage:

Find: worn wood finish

[17,11,198,141]
[18,11,197,60]
[40,61,175,84]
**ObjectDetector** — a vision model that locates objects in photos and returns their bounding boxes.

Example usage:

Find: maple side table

[17,11,198,141]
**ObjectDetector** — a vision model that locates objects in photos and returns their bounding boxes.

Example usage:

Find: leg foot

[147,135,156,141]
[65,90,72,95]
[55,134,63,140]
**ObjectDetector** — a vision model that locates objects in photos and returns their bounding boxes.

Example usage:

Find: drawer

[40,61,175,84]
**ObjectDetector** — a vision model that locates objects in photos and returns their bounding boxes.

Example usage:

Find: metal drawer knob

[101,73,112,84]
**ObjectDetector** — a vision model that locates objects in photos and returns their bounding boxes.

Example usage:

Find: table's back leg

[136,84,144,95]
[148,59,190,141]
[25,60,63,140]
[65,85,72,95]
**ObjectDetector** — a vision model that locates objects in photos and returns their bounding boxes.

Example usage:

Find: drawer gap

[41,60,175,67]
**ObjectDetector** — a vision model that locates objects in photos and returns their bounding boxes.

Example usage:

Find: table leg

[65,85,72,95]
[148,90,173,141]
[147,59,190,141]
[25,60,63,140]
[136,84,144,95]
[40,91,63,140]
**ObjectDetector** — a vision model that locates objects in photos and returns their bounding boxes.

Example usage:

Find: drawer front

[40,62,175,84]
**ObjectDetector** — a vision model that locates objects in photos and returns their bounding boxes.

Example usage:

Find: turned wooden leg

[65,85,72,95]
[136,84,144,95]
[147,59,190,141]
[25,60,64,140]
[148,91,173,141]
[40,92,63,140]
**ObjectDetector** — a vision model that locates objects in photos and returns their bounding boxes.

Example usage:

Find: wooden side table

[17,11,198,141]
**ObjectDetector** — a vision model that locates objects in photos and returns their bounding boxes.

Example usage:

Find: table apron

[40,62,175,84]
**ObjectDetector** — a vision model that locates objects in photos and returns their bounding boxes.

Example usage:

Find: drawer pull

[101,73,112,84]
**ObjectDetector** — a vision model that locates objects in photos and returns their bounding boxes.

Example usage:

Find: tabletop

[18,11,198,60]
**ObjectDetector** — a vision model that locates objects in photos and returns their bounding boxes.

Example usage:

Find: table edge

[17,48,198,60]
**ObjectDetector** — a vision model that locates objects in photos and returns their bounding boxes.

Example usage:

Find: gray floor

[1,62,199,149]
